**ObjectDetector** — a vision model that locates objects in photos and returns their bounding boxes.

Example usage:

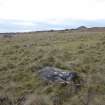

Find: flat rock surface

[38,67,78,84]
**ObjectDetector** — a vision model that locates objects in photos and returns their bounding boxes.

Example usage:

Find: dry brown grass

[0,30,105,105]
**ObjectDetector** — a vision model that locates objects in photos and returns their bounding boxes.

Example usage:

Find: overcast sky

[0,0,105,32]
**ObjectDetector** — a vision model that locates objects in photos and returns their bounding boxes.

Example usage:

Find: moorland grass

[0,30,105,105]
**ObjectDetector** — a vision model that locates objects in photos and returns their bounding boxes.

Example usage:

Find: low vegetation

[0,29,105,105]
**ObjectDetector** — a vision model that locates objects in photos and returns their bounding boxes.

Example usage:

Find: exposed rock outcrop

[38,67,80,84]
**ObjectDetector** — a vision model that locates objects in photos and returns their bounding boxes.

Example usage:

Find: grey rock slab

[38,67,79,84]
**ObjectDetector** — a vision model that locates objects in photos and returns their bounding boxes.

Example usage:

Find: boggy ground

[0,30,105,105]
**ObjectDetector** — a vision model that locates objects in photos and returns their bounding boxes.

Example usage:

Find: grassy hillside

[0,30,105,105]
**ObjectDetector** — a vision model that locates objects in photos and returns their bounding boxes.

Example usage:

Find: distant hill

[1,26,105,34]
[76,26,87,30]
[75,26,105,32]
